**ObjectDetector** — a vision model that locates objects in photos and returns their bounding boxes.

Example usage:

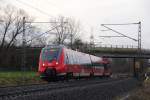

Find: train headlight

[56,62,58,65]
[43,63,45,66]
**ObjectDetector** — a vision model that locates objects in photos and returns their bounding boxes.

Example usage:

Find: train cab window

[41,48,59,61]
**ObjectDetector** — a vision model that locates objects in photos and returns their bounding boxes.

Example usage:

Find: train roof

[43,44,103,58]
[42,44,104,61]
[43,45,66,49]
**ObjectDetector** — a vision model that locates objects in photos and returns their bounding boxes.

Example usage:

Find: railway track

[0,77,128,100]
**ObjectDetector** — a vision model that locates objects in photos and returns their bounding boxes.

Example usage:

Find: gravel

[0,78,138,100]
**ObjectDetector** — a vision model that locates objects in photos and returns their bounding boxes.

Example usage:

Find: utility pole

[138,21,141,51]
[70,34,73,49]
[100,22,142,79]
[90,28,94,48]
[21,18,68,62]
[22,17,26,83]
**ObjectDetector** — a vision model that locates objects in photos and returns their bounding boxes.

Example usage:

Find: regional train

[38,45,111,80]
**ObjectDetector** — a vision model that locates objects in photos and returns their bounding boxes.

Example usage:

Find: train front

[38,47,60,79]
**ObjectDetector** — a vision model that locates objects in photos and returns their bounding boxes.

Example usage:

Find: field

[0,71,46,87]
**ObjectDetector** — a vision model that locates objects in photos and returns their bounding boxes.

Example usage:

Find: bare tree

[0,6,14,48]
[50,16,82,46]
[67,18,81,48]
[0,5,38,68]
[50,16,68,45]
[25,25,47,47]
[0,5,50,68]
[0,5,34,50]
[72,38,83,50]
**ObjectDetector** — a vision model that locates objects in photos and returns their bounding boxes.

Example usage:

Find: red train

[38,45,111,80]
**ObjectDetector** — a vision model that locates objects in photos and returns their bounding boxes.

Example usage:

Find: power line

[99,36,125,38]
[101,23,139,26]
[101,25,137,41]
[46,0,60,10]
[25,21,67,23]
[15,0,54,18]
[100,22,141,50]
[26,21,57,23]
[26,24,61,43]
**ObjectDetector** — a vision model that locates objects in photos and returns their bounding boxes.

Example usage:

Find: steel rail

[0,78,128,99]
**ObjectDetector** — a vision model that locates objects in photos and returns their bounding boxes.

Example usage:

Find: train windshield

[41,48,59,61]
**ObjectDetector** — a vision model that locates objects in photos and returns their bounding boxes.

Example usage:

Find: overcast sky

[1,0,150,49]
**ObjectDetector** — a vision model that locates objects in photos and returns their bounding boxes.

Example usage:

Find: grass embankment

[126,79,150,100]
[127,68,150,100]
[0,71,46,87]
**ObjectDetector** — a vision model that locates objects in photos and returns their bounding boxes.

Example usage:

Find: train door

[104,63,111,76]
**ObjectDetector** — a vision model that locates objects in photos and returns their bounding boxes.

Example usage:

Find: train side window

[72,51,75,64]
[73,51,77,64]
[78,53,81,64]
[76,52,79,64]
[66,50,70,64]
[65,52,69,64]
[69,50,73,64]
[71,51,74,64]
[79,53,82,64]
[69,51,72,64]
[68,50,71,64]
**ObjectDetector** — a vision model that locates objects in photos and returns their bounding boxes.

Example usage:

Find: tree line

[0,5,138,73]
[0,5,90,70]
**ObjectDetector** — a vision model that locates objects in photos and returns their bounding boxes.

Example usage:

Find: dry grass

[0,71,46,87]
[126,79,150,100]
